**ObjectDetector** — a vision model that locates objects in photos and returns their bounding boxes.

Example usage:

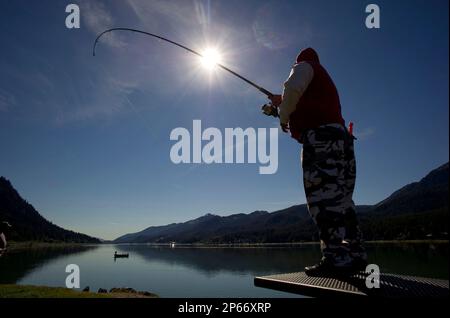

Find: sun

[200,48,222,70]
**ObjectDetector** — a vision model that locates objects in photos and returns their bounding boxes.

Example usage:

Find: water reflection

[113,243,448,279]
[116,245,322,276]
[0,243,447,297]
[0,245,98,284]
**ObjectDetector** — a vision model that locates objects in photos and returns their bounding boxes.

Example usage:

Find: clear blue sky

[0,0,448,240]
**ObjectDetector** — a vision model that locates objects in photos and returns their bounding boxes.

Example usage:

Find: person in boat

[269,48,367,276]
[114,251,128,257]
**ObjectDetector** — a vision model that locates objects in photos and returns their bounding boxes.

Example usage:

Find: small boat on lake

[114,251,129,258]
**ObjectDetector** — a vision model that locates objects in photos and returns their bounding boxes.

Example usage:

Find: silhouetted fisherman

[269,48,367,276]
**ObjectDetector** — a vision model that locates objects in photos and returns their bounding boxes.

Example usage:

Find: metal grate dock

[254,271,449,297]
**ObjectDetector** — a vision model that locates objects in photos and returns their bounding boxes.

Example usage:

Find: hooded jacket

[279,48,345,142]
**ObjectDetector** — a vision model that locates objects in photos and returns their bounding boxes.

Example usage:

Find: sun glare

[200,48,222,70]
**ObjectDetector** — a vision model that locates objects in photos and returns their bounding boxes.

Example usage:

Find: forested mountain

[0,177,100,243]
[115,163,448,243]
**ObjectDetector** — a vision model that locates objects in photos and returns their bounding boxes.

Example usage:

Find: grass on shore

[0,285,158,298]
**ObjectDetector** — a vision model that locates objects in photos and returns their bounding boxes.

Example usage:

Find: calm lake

[0,243,448,297]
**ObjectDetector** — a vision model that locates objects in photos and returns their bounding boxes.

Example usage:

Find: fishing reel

[261,103,279,118]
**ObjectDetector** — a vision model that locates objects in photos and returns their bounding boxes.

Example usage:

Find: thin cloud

[126,0,209,30]
[56,76,139,124]
[80,0,125,48]
[354,127,375,141]
[0,89,17,112]
[252,2,313,51]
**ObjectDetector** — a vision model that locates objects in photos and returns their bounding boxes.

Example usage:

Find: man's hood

[296,48,320,64]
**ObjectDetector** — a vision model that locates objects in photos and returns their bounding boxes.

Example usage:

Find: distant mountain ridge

[372,162,449,216]
[115,162,449,243]
[0,177,100,243]
[115,206,316,243]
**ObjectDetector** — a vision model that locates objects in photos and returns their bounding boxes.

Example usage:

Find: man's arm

[278,62,314,125]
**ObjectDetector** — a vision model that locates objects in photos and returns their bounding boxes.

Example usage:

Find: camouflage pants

[301,124,366,265]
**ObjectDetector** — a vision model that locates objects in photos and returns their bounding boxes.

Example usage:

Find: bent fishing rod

[93,28,279,117]
[93,28,274,97]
